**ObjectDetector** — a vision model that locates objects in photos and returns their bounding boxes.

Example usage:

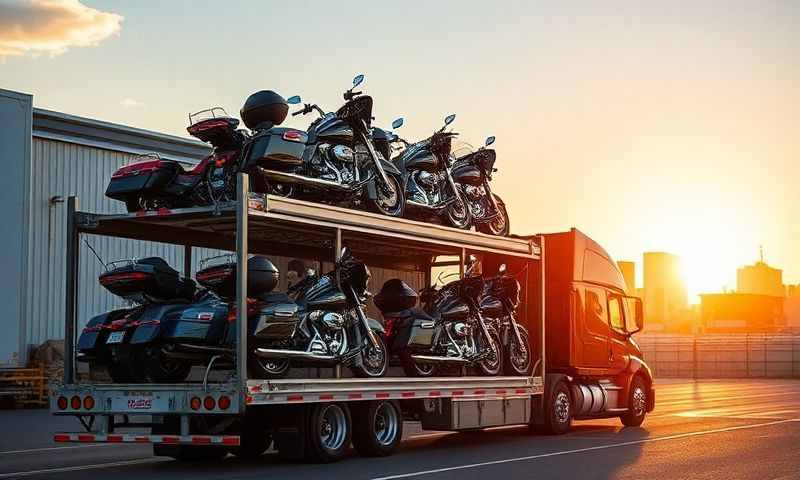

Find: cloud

[120,98,143,108]
[0,0,123,58]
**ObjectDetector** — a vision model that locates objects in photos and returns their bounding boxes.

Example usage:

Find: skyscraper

[737,249,784,297]
[617,261,636,294]
[643,252,688,331]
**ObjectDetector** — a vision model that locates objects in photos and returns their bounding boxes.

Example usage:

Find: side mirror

[353,74,365,87]
[391,117,404,129]
[339,246,350,259]
[287,95,302,105]
[625,297,644,334]
[444,114,456,125]
[485,136,496,147]
[498,263,507,274]
[305,268,317,278]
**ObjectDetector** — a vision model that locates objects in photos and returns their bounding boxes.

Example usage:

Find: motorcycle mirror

[444,114,456,126]
[352,74,365,87]
[391,117,404,129]
[339,246,350,259]
[498,263,507,274]
[485,136,496,147]
[305,268,316,278]
[287,95,302,105]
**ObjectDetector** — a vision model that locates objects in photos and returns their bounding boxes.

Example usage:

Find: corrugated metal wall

[24,137,426,351]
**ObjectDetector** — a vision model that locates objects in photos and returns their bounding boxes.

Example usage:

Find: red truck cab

[538,228,655,433]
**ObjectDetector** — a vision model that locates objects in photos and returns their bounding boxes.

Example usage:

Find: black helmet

[240,90,289,130]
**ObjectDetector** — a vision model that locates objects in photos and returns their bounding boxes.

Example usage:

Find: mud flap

[271,405,307,460]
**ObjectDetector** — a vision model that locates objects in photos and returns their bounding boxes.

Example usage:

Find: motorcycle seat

[258,291,292,304]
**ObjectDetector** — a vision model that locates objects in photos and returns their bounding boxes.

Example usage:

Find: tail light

[111,160,164,178]
[190,397,202,411]
[83,396,95,410]
[70,396,81,410]
[218,395,231,411]
[203,396,216,410]
[282,130,304,142]
[99,272,149,285]
[57,396,68,410]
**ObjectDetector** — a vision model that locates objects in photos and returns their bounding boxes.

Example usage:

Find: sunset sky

[1,0,798,299]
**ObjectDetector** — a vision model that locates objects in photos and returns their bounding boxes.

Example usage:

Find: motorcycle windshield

[450,140,476,161]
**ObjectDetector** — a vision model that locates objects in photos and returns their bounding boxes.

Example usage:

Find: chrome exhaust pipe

[258,168,356,192]
[254,347,339,364]
[410,354,469,364]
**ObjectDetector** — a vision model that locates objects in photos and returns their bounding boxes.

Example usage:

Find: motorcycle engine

[464,185,485,201]
[314,144,356,184]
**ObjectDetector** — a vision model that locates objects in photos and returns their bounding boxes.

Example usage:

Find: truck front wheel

[620,376,648,427]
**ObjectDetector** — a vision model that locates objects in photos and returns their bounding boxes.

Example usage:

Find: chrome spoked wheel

[506,326,532,375]
[477,327,503,376]
[373,402,400,446]
[368,174,405,217]
[257,358,291,377]
[352,334,388,378]
[445,189,472,229]
[318,404,348,452]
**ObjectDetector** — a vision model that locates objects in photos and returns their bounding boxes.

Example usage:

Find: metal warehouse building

[0,88,424,367]
[0,88,214,367]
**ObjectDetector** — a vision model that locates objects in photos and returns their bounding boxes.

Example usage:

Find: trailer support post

[183,245,192,277]
[334,227,342,379]
[236,174,250,392]
[64,196,79,385]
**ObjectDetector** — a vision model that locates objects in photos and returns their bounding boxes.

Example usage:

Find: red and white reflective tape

[53,433,240,446]
[245,387,534,405]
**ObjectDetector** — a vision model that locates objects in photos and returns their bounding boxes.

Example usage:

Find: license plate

[106,331,125,344]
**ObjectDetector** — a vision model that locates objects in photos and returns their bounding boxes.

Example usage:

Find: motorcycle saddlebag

[196,255,279,300]
[156,302,229,344]
[252,302,300,340]
[245,128,306,170]
[105,157,183,201]
[99,257,196,303]
[374,279,419,314]
[386,308,435,351]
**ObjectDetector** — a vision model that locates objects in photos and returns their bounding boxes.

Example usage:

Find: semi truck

[51,173,654,462]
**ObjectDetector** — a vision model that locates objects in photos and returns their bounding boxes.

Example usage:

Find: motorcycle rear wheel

[248,356,291,379]
[140,345,192,383]
[400,352,437,377]
[365,174,405,217]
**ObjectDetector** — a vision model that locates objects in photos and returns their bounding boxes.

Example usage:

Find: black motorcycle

[374,257,502,377]
[76,257,199,382]
[480,264,532,375]
[248,74,406,217]
[389,114,473,229]
[105,107,251,212]
[248,248,388,378]
[450,136,511,236]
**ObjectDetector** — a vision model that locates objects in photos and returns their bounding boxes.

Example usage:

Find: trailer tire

[541,380,572,435]
[305,403,352,463]
[620,375,648,427]
[352,400,403,457]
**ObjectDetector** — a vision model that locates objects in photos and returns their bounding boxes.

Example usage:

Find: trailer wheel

[541,380,572,435]
[620,375,648,427]
[352,400,403,457]
[305,403,352,463]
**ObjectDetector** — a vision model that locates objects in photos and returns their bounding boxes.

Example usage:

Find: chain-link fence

[637,334,800,378]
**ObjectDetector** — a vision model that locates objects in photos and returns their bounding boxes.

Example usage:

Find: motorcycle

[480,264,532,375]
[374,256,503,377]
[105,107,252,212]
[389,114,473,229]
[248,74,406,217]
[450,136,511,236]
[248,247,388,378]
[76,257,199,382]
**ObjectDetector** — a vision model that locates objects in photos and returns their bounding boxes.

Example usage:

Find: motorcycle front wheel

[476,326,503,376]
[477,194,510,237]
[444,187,472,229]
[504,325,532,376]
[351,333,388,378]
[365,174,405,217]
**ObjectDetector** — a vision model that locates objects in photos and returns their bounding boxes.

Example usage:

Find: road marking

[0,444,122,455]
[0,458,167,478]
[372,418,799,480]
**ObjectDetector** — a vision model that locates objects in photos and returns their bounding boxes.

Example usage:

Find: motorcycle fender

[367,317,386,334]
[379,158,402,176]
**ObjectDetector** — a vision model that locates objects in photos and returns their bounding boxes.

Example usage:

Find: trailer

[52,173,556,461]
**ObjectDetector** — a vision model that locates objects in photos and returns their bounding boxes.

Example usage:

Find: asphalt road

[1,379,799,480]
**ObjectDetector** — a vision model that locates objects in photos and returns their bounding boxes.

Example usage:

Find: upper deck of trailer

[73,194,540,269]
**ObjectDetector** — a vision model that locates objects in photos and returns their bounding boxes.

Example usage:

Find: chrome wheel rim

[510,334,530,373]
[489,211,507,235]
[481,331,501,374]
[259,358,290,375]
[362,335,387,376]
[377,178,401,212]
[416,362,435,376]
[632,386,646,417]
[373,402,399,446]
[319,404,347,451]
[554,391,570,424]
